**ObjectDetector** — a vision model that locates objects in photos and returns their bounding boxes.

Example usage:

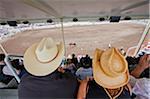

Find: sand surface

[0,22,149,57]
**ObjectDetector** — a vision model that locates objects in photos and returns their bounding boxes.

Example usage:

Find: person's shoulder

[88,80,99,87]
[20,72,32,80]
[76,67,84,73]
[88,67,92,70]
[78,67,83,70]
[71,63,75,66]
[87,80,131,98]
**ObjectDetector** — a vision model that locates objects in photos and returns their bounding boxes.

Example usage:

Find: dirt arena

[0,22,149,57]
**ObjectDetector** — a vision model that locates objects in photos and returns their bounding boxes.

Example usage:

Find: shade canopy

[0,0,149,21]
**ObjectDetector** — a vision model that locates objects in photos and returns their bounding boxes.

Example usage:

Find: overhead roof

[0,0,149,21]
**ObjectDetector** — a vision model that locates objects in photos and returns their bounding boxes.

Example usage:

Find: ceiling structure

[0,0,149,21]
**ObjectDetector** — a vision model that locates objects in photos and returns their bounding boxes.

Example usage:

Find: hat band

[36,50,59,63]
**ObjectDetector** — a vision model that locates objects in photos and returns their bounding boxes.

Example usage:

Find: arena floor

[1,22,149,57]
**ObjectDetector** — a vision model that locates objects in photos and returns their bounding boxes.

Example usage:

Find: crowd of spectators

[0,49,149,98]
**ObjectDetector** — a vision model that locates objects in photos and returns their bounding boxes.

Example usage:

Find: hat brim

[93,49,129,89]
[24,42,64,76]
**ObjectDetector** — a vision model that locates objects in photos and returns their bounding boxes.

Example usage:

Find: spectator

[0,53,5,74]
[78,48,130,99]
[63,57,76,74]
[71,53,78,66]
[3,59,20,76]
[76,55,92,80]
[18,37,79,99]
[119,47,126,56]
[130,54,150,78]
[0,53,6,85]
[2,59,26,78]
[0,53,13,87]
[129,54,150,99]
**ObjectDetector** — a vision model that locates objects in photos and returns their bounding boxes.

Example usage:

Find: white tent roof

[0,0,149,21]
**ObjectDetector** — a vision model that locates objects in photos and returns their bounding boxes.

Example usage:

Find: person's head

[93,48,129,89]
[11,59,24,70]
[0,53,5,62]
[23,37,64,76]
[67,55,72,64]
[80,57,92,69]
[72,53,75,58]
[67,59,72,64]
[85,54,89,58]
[119,48,126,56]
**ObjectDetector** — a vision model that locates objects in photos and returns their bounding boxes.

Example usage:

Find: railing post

[60,18,66,56]
[4,55,21,83]
[133,20,150,56]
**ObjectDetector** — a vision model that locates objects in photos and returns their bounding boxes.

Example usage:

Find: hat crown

[67,54,72,59]
[35,38,58,63]
[101,48,127,77]
[93,48,129,89]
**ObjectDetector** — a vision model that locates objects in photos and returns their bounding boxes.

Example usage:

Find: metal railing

[125,46,137,57]
[4,55,23,83]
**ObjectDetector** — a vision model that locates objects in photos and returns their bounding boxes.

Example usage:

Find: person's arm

[130,64,145,78]
[131,55,150,78]
[75,69,80,77]
[77,79,88,99]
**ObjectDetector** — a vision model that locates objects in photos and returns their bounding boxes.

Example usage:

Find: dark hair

[0,53,5,61]
[80,57,92,69]
[11,59,24,70]
[66,59,72,64]
[72,54,75,58]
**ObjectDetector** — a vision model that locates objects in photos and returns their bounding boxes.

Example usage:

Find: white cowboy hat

[93,48,129,89]
[24,37,64,76]
[67,54,72,59]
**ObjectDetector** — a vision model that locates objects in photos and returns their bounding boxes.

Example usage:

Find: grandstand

[0,0,149,99]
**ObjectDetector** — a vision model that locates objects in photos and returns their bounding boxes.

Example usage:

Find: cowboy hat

[93,48,129,89]
[24,37,64,76]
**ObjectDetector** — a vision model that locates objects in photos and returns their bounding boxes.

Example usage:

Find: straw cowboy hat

[24,37,64,76]
[93,48,129,89]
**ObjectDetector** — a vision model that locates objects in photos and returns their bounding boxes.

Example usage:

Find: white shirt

[130,76,150,99]
[2,66,20,76]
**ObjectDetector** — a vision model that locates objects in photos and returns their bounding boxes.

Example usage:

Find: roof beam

[21,0,61,18]
[121,0,149,12]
